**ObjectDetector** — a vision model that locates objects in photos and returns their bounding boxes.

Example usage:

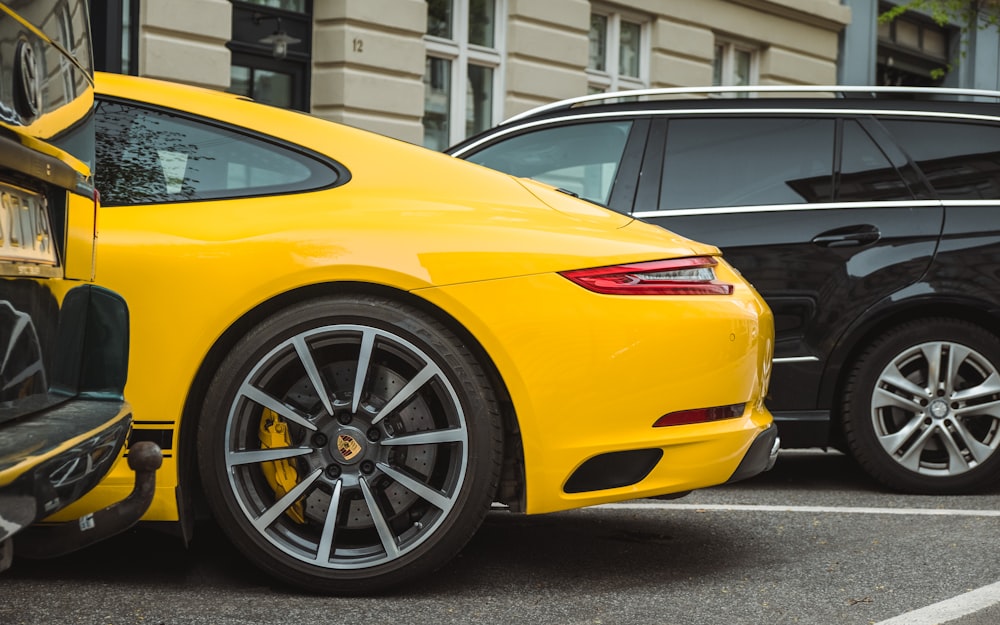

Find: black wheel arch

[818,289,1000,448]
[174,281,526,539]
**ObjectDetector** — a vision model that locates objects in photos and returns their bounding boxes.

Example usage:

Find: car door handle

[811,225,881,248]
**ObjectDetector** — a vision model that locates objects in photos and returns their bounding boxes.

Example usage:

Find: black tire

[841,318,1000,494]
[197,294,503,594]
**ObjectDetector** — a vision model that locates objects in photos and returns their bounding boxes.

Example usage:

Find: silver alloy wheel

[870,340,1000,477]
[222,323,470,570]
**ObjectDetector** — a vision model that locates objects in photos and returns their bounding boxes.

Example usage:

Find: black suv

[448,85,1000,495]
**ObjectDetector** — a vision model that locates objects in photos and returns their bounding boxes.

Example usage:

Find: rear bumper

[725,423,780,484]
[0,398,132,542]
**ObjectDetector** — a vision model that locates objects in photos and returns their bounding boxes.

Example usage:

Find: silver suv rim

[871,340,1000,477]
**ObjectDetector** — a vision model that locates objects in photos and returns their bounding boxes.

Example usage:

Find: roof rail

[503,85,1000,124]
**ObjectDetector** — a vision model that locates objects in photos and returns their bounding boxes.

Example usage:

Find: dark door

[633,115,944,419]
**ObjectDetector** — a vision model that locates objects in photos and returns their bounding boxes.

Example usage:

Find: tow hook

[16,441,163,559]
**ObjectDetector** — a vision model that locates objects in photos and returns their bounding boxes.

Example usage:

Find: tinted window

[838,120,912,202]
[95,100,341,206]
[465,120,633,206]
[880,119,1000,200]
[660,118,834,209]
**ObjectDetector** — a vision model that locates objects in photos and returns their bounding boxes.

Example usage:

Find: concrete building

[90,1,1000,146]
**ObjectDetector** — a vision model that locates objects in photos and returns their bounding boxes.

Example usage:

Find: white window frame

[587,4,649,93]
[424,0,506,147]
[713,38,760,87]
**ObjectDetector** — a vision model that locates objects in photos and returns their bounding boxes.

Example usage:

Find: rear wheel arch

[176,282,525,537]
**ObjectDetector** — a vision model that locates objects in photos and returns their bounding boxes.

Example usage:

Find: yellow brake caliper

[259,408,305,524]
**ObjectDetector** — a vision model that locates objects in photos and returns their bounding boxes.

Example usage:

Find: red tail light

[560,257,733,295]
[653,403,746,427]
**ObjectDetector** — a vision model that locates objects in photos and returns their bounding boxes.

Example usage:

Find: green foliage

[879,0,1000,30]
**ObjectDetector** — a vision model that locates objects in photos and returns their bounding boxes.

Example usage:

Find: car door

[632,114,944,426]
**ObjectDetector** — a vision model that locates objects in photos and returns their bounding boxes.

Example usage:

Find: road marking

[597,501,1000,625]
[872,580,1000,625]
[597,502,1000,516]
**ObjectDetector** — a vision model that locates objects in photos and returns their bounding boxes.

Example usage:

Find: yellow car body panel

[50,73,774,524]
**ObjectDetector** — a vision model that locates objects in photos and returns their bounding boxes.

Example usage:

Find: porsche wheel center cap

[335,432,365,463]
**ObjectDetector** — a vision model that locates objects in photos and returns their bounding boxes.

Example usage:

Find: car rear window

[464,120,633,206]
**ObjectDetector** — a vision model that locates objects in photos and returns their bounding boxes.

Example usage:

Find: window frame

[712,38,760,89]
[587,4,649,93]
[423,0,506,148]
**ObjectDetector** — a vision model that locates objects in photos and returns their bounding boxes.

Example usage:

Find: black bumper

[726,423,780,484]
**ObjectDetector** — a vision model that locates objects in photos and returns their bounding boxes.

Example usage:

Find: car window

[838,120,913,202]
[659,117,835,209]
[95,99,341,206]
[879,118,1000,200]
[464,120,633,206]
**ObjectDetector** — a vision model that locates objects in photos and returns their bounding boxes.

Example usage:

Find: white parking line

[873,581,1000,625]
[598,502,1000,516]
[597,501,1000,624]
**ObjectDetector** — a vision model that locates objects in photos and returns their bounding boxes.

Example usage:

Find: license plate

[0,181,56,266]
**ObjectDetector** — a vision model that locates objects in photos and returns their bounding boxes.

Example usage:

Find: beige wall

[130,0,851,142]
[138,0,231,89]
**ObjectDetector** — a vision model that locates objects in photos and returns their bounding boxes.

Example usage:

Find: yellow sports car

[53,72,775,593]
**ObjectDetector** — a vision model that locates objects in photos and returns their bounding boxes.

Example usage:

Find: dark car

[448,85,1000,495]
[0,0,159,572]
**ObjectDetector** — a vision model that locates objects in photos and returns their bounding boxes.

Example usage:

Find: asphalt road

[2,450,999,625]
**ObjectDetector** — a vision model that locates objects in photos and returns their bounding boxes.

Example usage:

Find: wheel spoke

[381,427,467,446]
[252,468,323,531]
[878,415,926,457]
[873,385,923,413]
[228,446,312,467]
[359,476,400,559]
[922,342,944,391]
[954,397,1000,420]
[878,362,929,403]
[949,418,997,465]
[952,370,1000,404]
[352,329,375,415]
[378,462,453,512]
[240,383,317,431]
[370,364,437,425]
[315,479,343,564]
[894,424,938,471]
[293,336,334,417]
[944,343,973,396]
[933,422,972,471]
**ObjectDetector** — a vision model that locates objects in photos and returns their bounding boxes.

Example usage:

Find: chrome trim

[773,356,820,364]
[453,107,1000,157]
[504,85,1000,124]
[633,199,941,219]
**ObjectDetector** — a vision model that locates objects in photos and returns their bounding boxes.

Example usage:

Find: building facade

[91,1,1000,147]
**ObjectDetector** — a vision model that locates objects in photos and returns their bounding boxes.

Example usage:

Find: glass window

[95,100,341,206]
[230,65,294,109]
[838,120,912,202]
[466,64,493,136]
[619,20,640,78]
[428,0,452,39]
[588,14,608,72]
[660,118,835,210]
[466,120,633,206]
[469,0,495,47]
[881,119,1000,200]
[423,57,452,151]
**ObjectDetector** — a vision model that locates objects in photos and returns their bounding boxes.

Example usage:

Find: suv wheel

[842,318,1000,494]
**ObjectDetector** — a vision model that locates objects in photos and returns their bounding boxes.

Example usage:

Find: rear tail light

[560,257,733,295]
[653,403,746,427]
